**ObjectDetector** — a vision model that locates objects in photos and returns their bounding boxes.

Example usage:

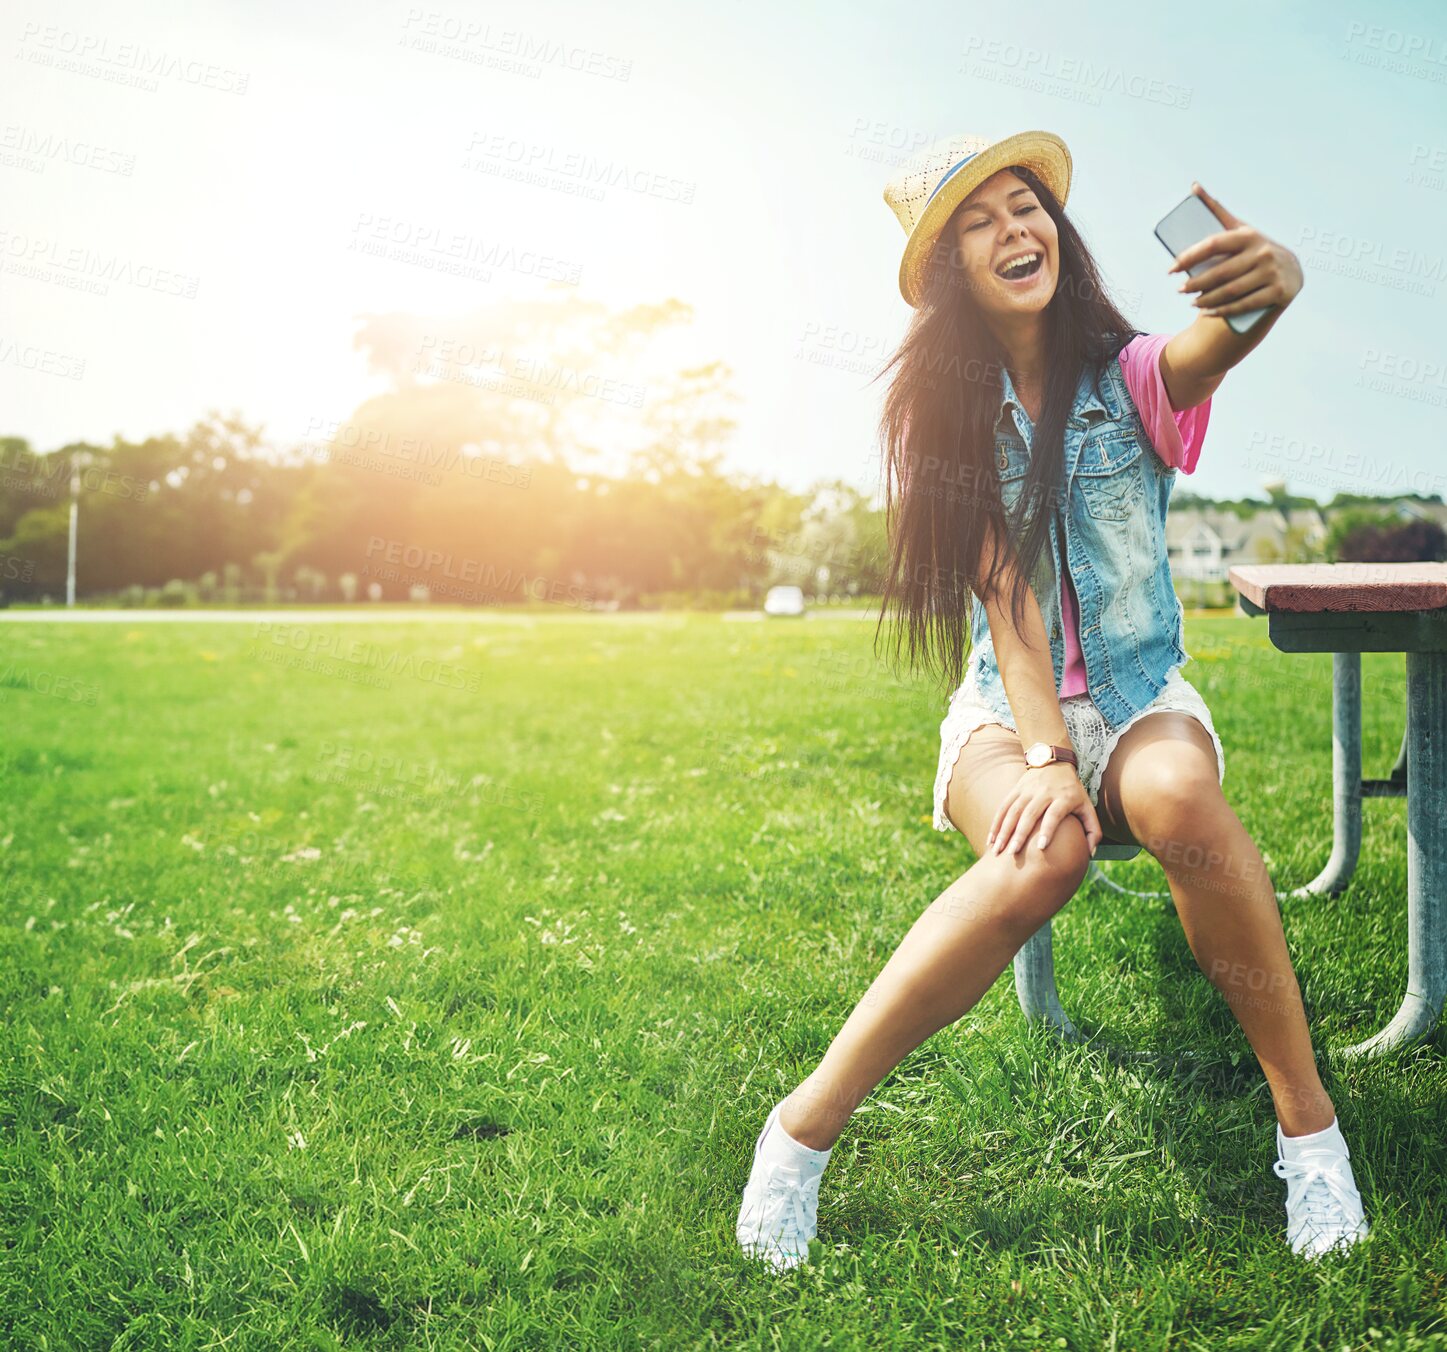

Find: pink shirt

[1057,332,1212,696]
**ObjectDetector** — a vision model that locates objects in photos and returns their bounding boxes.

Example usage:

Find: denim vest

[964,350,1190,732]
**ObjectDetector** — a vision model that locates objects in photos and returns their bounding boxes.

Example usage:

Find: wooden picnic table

[1229,562,1447,1059]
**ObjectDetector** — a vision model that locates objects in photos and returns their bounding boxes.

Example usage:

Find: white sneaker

[1272,1122,1371,1260]
[735,1101,827,1270]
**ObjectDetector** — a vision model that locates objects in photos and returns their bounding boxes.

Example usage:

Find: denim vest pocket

[994,436,1030,518]
[1076,430,1143,522]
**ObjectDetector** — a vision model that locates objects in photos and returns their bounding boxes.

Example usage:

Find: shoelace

[1272,1153,1362,1236]
[754,1168,820,1257]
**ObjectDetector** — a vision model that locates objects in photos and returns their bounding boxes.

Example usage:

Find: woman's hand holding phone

[987,761,1102,858]
[1164,183,1304,325]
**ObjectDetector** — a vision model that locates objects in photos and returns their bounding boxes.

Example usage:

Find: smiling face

[950,168,1059,318]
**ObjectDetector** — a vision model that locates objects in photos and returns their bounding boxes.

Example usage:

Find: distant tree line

[0,417,892,608]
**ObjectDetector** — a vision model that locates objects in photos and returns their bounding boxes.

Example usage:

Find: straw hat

[882,130,1072,307]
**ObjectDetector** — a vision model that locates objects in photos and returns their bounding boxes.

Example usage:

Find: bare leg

[780,724,1090,1151]
[1096,711,1335,1136]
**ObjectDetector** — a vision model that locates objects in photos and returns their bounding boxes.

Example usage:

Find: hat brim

[898,130,1072,308]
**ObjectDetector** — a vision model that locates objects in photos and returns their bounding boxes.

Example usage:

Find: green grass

[1,612,1443,1349]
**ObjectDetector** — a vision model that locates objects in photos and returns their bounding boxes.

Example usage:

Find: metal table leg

[1294,651,1362,898]
[1341,648,1447,1058]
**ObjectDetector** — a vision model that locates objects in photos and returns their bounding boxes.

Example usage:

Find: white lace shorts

[932,664,1226,835]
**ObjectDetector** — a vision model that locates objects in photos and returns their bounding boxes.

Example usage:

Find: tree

[1327,509,1447,563]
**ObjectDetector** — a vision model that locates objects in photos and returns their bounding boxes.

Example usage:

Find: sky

[3,0,1445,507]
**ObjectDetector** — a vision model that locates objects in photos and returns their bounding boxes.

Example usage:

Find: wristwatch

[1023,741,1078,770]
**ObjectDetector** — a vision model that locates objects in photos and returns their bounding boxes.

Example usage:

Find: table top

[1228,562,1447,614]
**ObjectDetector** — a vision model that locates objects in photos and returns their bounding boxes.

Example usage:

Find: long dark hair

[870,163,1138,697]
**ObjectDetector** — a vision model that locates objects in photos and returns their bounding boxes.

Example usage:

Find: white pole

[66,460,80,607]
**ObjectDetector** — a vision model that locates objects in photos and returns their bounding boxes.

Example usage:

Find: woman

[735,130,1371,1268]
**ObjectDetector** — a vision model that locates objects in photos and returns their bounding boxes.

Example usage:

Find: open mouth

[996,252,1044,282]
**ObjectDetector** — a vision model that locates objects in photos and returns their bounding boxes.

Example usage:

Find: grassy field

[2,612,1443,1349]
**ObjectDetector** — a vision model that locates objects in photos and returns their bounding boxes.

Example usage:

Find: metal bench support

[1012,842,1141,1046]
[1293,651,1363,899]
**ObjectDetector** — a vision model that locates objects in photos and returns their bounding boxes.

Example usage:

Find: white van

[763,585,806,617]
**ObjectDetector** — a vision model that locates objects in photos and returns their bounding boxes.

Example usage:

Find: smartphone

[1154,192,1272,336]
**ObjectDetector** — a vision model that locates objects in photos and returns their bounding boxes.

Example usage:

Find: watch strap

[1026,742,1078,769]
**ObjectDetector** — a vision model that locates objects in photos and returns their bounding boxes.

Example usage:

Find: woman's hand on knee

[987,765,1102,859]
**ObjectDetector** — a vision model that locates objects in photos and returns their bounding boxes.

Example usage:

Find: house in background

[1166,502,1329,583]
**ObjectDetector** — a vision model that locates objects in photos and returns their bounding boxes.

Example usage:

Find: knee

[986,816,1093,932]
[1130,763,1223,857]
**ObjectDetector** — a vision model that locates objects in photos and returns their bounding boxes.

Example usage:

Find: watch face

[1026,744,1049,767]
